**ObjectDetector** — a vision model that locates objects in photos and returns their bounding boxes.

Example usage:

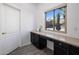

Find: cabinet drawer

[54,40,68,49]
[39,35,48,40]
[31,33,39,37]
[39,35,54,42]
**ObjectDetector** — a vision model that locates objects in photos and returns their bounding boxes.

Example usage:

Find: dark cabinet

[69,45,79,55]
[30,32,79,55]
[54,40,79,55]
[69,51,79,55]
[31,32,47,49]
[54,45,68,55]
[31,32,39,47]
[39,35,47,49]
[54,40,69,55]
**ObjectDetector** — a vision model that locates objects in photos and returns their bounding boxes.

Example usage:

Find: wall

[67,3,79,38]
[8,3,37,46]
[35,3,79,50]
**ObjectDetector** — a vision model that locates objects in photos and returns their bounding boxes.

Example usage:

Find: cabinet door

[31,32,39,47]
[69,45,79,55]
[31,33,47,49]
[54,41,68,55]
[39,38,47,49]
[54,45,68,55]
[69,51,79,55]
[31,32,35,44]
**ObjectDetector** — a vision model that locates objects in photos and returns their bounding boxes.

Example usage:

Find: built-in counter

[31,31,79,48]
[31,31,79,55]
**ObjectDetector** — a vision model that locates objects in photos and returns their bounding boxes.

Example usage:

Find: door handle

[2,32,6,35]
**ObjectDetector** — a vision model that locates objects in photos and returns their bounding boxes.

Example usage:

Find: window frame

[45,4,67,33]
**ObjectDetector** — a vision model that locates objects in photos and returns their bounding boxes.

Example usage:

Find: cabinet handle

[59,43,62,45]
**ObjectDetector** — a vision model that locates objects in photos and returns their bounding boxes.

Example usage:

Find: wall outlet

[74,27,78,31]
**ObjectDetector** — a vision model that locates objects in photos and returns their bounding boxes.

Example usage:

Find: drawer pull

[59,43,62,45]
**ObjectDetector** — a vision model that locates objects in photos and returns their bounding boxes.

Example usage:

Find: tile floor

[8,44,53,55]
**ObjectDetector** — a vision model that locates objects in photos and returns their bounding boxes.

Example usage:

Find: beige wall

[35,3,79,50]
[35,3,79,38]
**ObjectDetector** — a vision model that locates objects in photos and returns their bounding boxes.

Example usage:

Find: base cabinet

[54,40,79,55]
[54,40,69,55]
[31,32,79,55]
[69,51,78,55]
[31,32,39,47]
[54,45,68,55]
[69,45,79,55]
[39,37,47,49]
[31,32,47,49]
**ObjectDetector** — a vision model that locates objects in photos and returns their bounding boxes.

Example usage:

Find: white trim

[3,3,20,11]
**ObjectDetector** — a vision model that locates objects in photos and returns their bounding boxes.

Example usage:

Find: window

[45,4,67,33]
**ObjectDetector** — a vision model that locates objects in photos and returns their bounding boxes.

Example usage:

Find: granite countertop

[31,31,79,47]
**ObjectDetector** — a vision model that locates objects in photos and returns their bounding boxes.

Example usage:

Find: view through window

[45,4,67,33]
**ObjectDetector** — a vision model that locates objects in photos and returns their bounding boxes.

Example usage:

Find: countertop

[31,31,79,47]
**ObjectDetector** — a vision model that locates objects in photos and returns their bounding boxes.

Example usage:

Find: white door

[0,4,21,54]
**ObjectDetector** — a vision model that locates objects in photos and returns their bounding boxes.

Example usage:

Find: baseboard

[21,42,31,47]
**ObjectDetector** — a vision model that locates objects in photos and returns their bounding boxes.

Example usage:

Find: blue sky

[46,8,64,21]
